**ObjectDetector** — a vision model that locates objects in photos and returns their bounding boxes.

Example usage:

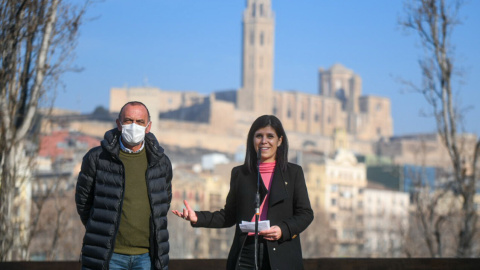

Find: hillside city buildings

[8,0,478,260]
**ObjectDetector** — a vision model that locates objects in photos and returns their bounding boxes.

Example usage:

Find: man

[76,101,172,270]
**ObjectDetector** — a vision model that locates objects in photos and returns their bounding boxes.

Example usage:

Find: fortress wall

[209,97,236,135]
[153,123,245,155]
[110,87,207,120]
[64,121,114,138]
[357,96,393,140]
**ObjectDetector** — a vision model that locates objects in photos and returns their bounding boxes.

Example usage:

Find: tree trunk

[401,0,479,257]
[0,0,87,260]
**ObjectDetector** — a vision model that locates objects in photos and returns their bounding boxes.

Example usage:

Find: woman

[172,115,314,270]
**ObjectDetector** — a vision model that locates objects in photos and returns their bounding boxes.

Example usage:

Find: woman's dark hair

[244,115,289,173]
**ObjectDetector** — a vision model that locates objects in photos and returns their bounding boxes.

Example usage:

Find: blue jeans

[109,252,153,270]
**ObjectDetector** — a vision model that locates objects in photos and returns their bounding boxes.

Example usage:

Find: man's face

[116,104,151,133]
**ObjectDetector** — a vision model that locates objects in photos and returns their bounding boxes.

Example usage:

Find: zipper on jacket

[146,163,165,269]
[107,158,125,268]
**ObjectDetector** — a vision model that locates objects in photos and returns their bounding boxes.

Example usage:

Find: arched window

[252,3,256,17]
[260,32,264,45]
[335,89,347,110]
[259,4,264,16]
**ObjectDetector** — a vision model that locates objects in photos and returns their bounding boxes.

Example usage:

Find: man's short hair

[118,101,151,122]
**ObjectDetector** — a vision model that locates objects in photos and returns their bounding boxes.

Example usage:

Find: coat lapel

[244,170,268,219]
[268,165,288,206]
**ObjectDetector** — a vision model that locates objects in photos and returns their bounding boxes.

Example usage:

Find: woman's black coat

[193,162,314,270]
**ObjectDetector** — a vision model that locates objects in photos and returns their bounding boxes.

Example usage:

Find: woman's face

[253,125,283,163]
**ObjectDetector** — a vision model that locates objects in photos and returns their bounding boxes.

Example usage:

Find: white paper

[239,220,270,233]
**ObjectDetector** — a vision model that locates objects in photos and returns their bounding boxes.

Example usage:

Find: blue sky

[58,0,480,136]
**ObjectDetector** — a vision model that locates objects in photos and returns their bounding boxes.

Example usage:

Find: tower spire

[237,0,275,114]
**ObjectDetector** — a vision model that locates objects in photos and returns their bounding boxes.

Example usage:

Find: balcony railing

[1,258,480,270]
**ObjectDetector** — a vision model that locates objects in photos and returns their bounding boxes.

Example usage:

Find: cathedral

[109,0,393,155]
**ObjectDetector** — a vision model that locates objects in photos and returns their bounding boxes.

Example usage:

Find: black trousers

[237,236,271,270]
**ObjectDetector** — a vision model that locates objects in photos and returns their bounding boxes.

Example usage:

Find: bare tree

[0,0,88,260]
[301,210,333,258]
[28,188,83,260]
[406,174,462,257]
[27,169,67,260]
[400,0,480,257]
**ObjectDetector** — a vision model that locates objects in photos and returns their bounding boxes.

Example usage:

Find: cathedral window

[250,30,254,45]
[325,81,331,95]
[260,32,264,46]
[358,201,363,208]
[335,79,342,90]
[252,3,256,17]
[259,4,264,16]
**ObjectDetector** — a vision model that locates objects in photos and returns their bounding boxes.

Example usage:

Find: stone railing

[1,258,480,270]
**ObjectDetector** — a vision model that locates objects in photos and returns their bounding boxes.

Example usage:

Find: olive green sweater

[115,148,150,255]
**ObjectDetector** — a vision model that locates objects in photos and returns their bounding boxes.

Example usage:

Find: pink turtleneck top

[248,161,276,234]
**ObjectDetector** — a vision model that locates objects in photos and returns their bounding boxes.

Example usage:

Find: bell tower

[237,0,275,115]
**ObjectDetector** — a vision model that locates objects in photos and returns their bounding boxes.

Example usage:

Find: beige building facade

[303,149,367,257]
[377,133,478,169]
[363,184,409,257]
[169,163,237,259]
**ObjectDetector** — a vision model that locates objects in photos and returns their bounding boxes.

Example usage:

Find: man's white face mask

[121,122,149,146]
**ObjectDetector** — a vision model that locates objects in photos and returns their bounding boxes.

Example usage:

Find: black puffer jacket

[75,128,172,270]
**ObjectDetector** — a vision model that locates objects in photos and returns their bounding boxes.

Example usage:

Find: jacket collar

[101,128,165,165]
[251,164,288,207]
[268,165,288,206]
[101,128,121,157]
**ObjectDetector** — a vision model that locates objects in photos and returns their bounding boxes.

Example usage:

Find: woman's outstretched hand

[172,200,198,224]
